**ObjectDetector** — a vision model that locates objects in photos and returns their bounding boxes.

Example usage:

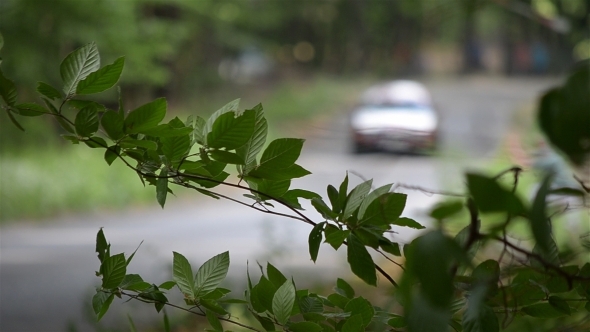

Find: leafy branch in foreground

[2,42,590,332]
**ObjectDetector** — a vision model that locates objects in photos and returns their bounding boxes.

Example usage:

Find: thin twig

[120,291,263,332]
[375,249,405,271]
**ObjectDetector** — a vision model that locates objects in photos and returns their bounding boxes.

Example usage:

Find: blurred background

[1,0,588,221]
[0,0,589,331]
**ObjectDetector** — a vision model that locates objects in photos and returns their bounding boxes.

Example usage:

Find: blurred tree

[0,0,189,105]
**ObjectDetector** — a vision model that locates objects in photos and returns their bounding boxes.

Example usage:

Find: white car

[349,80,439,153]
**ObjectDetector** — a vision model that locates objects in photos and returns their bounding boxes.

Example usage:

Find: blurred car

[349,80,439,153]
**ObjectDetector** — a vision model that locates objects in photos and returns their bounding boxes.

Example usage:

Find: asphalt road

[0,76,557,331]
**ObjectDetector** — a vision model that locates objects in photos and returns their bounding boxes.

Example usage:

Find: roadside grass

[0,146,154,222]
[0,75,370,223]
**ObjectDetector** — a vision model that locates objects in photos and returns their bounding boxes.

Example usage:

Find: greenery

[2,42,589,332]
[0,75,366,222]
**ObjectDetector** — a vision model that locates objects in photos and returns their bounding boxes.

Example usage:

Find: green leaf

[343,179,373,218]
[0,68,17,106]
[308,222,325,262]
[272,280,296,325]
[256,138,305,171]
[289,321,323,332]
[161,134,191,164]
[466,173,525,215]
[347,234,377,286]
[163,310,171,332]
[327,293,350,309]
[124,98,166,134]
[267,262,287,288]
[61,42,100,97]
[430,200,464,220]
[101,110,125,140]
[256,180,290,200]
[62,135,80,144]
[387,315,406,328]
[341,314,365,332]
[462,281,499,332]
[15,103,48,116]
[172,252,196,300]
[209,149,245,164]
[120,274,150,291]
[84,137,107,149]
[159,281,177,290]
[336,278,355,299]
[248,283,265,313]
[338,174,349,208]
[299,296,324,314]
[137,285,168,313]
[200,298,228,315]
[194,251,230,298]
[358,184,392,219]
[249,163,310,181]
[312,198,338,220]
[394,216,424,229]
[37,82,63,100]
[538,64,590,165]
[280,189,321,209]
[360,193,407,226]
[255,275,278,312]
[206,109,256,149]
[530,174,553,258]
[548,296,571,315]
[252,312,275,331]
[92,291,114,321]
[192,115,207,144]
[67,100,106,112]
[406,291,452,332]
[205,309,224,331]
[379,239,401,256]
[325,229,350,250]
[76,56,124,94]
[96,228,110,263]
[75,106,99,137]
[4,108,24,131]
[472,260,500,289]
[156,169,168,208]
[406,231,464,308]
[201,287,231,300]
[119,138,158,151]
[101,253,126,289]
[204,99,240,136]
[344,297,374,326]
[236,104,267,172]
[327,185,341,214]
[522,303,568,318]
[140,124,193,137]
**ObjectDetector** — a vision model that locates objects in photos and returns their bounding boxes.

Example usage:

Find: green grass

[0,75,371,223]
[0,146,154,222]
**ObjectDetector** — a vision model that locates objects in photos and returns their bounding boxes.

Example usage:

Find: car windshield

[364,102,430,110]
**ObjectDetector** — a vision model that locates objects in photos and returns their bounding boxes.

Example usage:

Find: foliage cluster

[1,43,590,332]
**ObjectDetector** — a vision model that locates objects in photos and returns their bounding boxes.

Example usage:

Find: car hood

[350,107,438,132]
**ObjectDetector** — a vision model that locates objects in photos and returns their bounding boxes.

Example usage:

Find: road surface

[0,77,557,331]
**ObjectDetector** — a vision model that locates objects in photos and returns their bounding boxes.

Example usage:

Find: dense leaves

[538,62,590,165]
